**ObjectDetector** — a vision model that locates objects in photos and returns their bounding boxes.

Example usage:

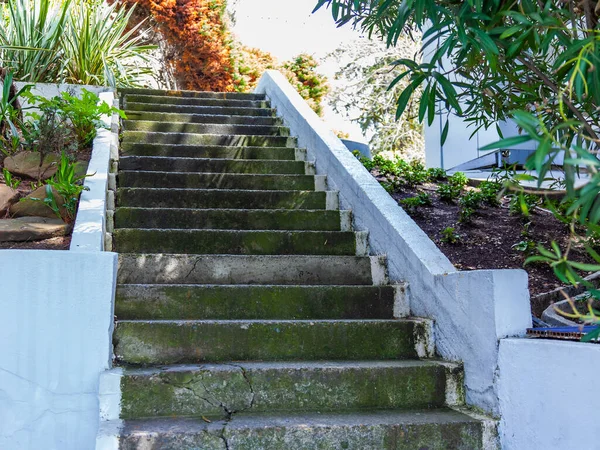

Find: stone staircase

[97,88,491,449]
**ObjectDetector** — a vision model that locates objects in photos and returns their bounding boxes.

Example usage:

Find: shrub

[479,181,503,207]
[437,183,462,203]
[427,167,447,182]
[440,227,461,244]
[400,192,432,213]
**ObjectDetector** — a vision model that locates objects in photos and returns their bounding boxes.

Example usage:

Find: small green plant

[479,181,503,207]
[400,192,432,213]
[437,183,462,203]
[512,239,536,255]
[448,172,468,188]
[440,227,461,244]
[48,152,90,220]
[373,154,396,176]
[2,167,20,189]
[509,193,540,218]
[459,191,483,223]
[427,167,447,181]
[459,207,476,224]
[25,89,126,150]
[353,151,375,171]
[380,181,394,194]
[0,71,31,155]
[401,160,428,187]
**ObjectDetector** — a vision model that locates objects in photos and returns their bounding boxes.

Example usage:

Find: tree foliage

[326,38,423,159]
[280,53,329,116]
[315,0,600,330]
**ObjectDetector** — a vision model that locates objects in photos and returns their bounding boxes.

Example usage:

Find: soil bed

[372,169,596,318]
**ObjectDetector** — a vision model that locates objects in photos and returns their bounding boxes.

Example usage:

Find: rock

[0,185,19,214]
[3,152,60,180]
[9,185,67,219]
[0,217,70,242]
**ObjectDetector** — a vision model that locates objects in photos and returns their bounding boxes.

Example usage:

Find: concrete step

[124,102,275,116]
[115,284,396,320]
[119,156,307,174]
[113,319,430,364]
[99,409,484,450]
[123,110,281,125]
[122,120,290,137]
[117,254,387,286]
[116,188,334,210]
[118,171,321,190]
[113,229,368,256]
[114,208,347,231]
[121,131,296,147]
[110,360,456,419]
[119,88,266,101]
[121,143,302,160]
[125,94,268,108]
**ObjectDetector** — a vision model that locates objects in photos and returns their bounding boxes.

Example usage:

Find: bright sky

[229,0,367,140]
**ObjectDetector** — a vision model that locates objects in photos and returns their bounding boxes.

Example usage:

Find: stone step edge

[115,208,351,231]
[115,283,408,318]
[99,356,454,424]
[117,172,328,192]
[119,88,266,99]
[97,407,498,450]
[123,111,280,121]
[123,101,275,114]
[116,188,338,210]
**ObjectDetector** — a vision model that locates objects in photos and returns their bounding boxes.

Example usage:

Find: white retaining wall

[256,70,532,416]
[0,85,118,450]
[497,338,600,449]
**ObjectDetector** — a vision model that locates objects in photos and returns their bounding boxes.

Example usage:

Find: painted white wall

[256,70,532,416]
[0,250,117,450]
[498,338,600,449]
[0,84,118,450]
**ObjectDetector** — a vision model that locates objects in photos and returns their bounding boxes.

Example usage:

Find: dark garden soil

[372,170,596,318]
[0,235,71,250]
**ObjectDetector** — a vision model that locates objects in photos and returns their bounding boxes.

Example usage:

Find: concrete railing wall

[256,70,532,417]
[0,84,118,450]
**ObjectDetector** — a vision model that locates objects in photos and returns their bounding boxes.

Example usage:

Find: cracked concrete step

[118,171,322,190]
[119,156,307,174]
[124,102,275,116]
[123,111,281,126]
[122,131,296,147]
[121,143,302,160]
[113,319,430,364]
[115,284,396,320]
[108,361,457,419]
[115,208,347,231]
[119,88,266,101]
[117,254,387,286]
[124,94,269,108]
[116,188,334,210]
[122,120,290,137]
[99,409,485,450]
[113,229,368,256]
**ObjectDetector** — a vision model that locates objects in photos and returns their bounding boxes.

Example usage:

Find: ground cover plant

[317,0,600,336]
[358,153,600,319]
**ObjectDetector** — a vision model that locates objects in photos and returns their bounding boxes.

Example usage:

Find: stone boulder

[3,152,60,180]
[0,185,19,214]
[0,217,70,242]
[10,185,67,219]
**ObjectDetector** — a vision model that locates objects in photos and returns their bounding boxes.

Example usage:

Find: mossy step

[121,131,296,148]
[125,94,268,108]
[117,254,385,286]
[119,88,266,101]
[117,188,330,209]
[122,120,290,137]
[113,229,367,256]
[115,208,345,231]
[115,284,395,320]
[101,409,484,450]
[119,156,306,175]
[125,102,274,116]
[115,361,453,419]
[121,143,301,160]
[123,111,281,125]
[113,319,427,364]
[118,171,319,190]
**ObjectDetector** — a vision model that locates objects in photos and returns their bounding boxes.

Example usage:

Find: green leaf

[480,135,532,151]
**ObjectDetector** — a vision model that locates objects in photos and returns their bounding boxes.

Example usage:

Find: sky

[229,0,367,140]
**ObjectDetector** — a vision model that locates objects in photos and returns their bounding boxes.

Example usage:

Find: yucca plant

[63,1,155,87]
[0,0,71,82]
